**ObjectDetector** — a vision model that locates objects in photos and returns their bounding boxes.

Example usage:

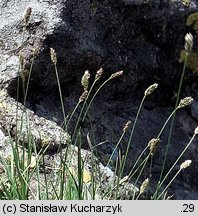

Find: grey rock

[191,100,198,121]
[0,90,71,152]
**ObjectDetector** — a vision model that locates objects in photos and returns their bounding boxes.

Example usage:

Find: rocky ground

[1,0,198,199]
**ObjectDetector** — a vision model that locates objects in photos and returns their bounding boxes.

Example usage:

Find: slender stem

[132,154,150,199]
[157,108,178,139]
[125,106,178,193]
[148,108,178,195]
[73,75,123,145]
[15,31,26,156]
[120,95,146,177]
[157,169,181,200]
[54,63,66,124]
[155,52,189,197]
[127,146,148,179]
[81,79,111,122]
[70,77,116,179]
[106,130,126,168]
[65,101,81,132]
[72,79,98,142]
[153,132,196,199]
[24,50,36,106]
[149,155,153,178]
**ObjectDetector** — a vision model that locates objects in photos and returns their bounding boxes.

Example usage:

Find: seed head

[140,178,149,195]
[194,126,198,135]
[144,83,158,96]
[81,70,90,91]
[110,70,123,79]
[50,48,57,65]
[23,7,32,26]
[123,121,131,133]
[180,160,192,170]
[79,90,88,103]
[19,52,25,70]
[184,33,193,53]
[178,97,193,109]
[95,68,103,81]
[119,175,129,185]
[148,138,160,156]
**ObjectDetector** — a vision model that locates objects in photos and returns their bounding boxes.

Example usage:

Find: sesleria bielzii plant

[0,5,196,200]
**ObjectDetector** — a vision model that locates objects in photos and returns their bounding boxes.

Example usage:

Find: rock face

[1,0,198,199]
